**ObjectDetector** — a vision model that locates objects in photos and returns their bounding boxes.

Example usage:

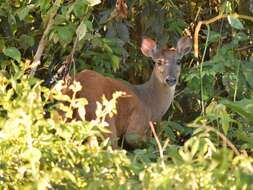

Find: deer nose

[165,77,177,86]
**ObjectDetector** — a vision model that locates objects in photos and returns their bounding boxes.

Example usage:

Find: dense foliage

[0,0,253,189]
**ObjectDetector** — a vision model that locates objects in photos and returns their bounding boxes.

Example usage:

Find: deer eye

[176,60,181,65]
[157,60,163,66]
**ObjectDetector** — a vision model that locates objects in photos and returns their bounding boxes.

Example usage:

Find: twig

[61,17,86,80]
[67,35,79,75]
[149,121,165,168]
[174,89,184,98]
[29,0,61,77]
[199,125,240,156]
[162,138,170,151]
[70,37,79,61]
[194,7,202,22]
[194,13,253,58]
[59,36,78,81]
[237,44,253,51]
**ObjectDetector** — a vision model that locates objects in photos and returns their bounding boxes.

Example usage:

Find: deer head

[141,36,192,86]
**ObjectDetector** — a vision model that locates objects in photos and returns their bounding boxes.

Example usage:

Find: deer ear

[141,38,157,58]
[176,36,192,60]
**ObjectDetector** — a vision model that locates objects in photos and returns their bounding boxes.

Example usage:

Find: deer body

[63,36,192,148]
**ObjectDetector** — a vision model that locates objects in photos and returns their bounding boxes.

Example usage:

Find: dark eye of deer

[176,60,181,65]
[157,60,163,66]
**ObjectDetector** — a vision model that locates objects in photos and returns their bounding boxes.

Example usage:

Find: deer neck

[133,71,175,122]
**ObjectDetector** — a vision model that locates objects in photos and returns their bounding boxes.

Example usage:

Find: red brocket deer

[63,36,192,148]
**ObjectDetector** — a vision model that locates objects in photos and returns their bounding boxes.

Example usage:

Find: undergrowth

[0,63,253,190]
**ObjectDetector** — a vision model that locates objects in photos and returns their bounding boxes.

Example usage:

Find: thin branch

[237,44,253,51]
[149,121,165,168]
[29,0,61,77]
[61,17,86,81]
[199,125,240,156]
[194,14,253,58]
[59,36,78,81]
[174,90,184,98]
[67,34,79,72]
[70,36,79,61]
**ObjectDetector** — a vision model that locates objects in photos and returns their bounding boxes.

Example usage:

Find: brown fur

[63,70,150,148]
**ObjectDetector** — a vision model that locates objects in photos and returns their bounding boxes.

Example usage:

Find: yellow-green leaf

[76,21,87,41]
[87,0,101,7]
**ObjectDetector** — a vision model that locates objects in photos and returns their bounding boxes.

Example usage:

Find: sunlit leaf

[111,55,120,71]
[21,148,42,164]
[76,21,87,41]
[87,0,101,7]
[227,16,244,30]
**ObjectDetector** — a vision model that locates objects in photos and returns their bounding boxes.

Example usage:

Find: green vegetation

[0,0,253,189]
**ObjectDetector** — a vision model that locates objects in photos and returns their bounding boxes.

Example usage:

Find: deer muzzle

[165,76,177,86]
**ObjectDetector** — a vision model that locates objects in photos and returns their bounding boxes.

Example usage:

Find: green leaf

[242,61,253,89]
[111,55,120,71]
[190,138,199,157]
[73,0,88,18]
[76,21,87,41]
[222,99,253,124]
[37,0,51,12]
[0,38,6,52]
[17,7,30,20]
[11,62,20,74]
[54,15,66,25]
[227,16,244,30]
[203,30,221,43]
[3,47,21,62]
[87,0,101,6]
[55,25,75,45]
